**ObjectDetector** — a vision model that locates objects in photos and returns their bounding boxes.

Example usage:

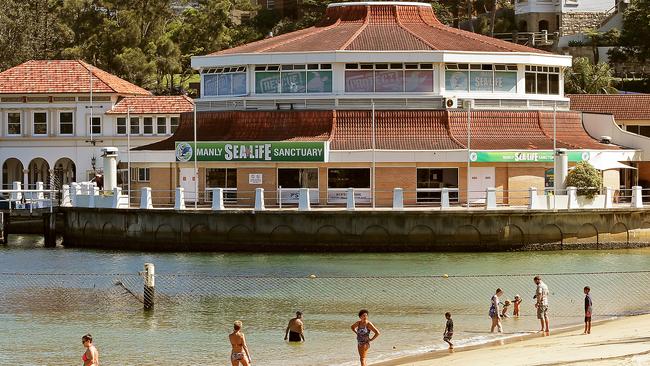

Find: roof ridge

[77,60,115,93]
[341,5,371,50]
[329,109,337,143]
[395,5,437,50]
[445,111,467,148]
[257,18,343,53]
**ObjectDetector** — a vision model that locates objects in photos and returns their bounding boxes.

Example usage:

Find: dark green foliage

[564,57,617,94]
[566,161,602,199]
[614,0,650,63]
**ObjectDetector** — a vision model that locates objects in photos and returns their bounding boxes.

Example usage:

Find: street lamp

[464,99,474,209]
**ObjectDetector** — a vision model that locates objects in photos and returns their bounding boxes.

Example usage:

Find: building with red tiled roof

[127,2,638,207]
[0,60,193,191]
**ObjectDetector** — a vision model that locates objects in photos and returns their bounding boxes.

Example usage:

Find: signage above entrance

[175,141,326,162]
[469,151,590,163]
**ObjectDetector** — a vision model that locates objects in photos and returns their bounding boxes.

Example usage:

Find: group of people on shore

[79,275,595,366]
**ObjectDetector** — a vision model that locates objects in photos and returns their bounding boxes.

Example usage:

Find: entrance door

[468,167,495,203]
[180,168,197,201]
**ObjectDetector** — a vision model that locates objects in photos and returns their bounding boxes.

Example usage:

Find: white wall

[516,0,614,14]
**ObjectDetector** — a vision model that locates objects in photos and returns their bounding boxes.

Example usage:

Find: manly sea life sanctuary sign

[175,141,326,162]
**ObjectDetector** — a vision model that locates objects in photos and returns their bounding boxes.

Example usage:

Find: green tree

[566,161,602,199]
[615,0,650,63]
[564,57,617,94]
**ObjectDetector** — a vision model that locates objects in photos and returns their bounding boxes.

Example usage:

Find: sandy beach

[376,314,650,366]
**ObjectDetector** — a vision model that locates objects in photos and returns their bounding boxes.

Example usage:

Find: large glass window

[278,168,319,204]
[255,64,332,94]
[205,168,237,201]
[7,112,21,135]
[33,112,47,135]
[446,64,517,93]
[345,63,434,93]
[156,117,166,135]
[116,117,126,135]
[59,112,73,135]
[203,66,247,96]
[416,168,459,204]
[143,117,153,135]
[525,65,560,95]
[130,117,140,135]
[328,168,370,188]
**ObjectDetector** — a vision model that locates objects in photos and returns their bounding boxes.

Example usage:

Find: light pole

[465,99,473,209]
[127,106,131,208]
[193,105,198,209]
[371,101,376,209]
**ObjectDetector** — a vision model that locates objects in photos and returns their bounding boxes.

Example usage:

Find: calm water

[1,235,650,365]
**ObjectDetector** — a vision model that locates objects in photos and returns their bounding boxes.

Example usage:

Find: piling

[143,263,155,310]
[43,212,56,248]
[0,212,8,244]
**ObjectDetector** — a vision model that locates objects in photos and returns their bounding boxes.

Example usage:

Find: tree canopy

[564,57,617,94]
[615,0,650,64]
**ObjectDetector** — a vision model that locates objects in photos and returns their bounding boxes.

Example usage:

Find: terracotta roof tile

[0,60,150,95]
[106,96,194,115]
[210,3,546,56]
[569,94,650,120]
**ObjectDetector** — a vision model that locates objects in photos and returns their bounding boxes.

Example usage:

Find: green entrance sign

[469,151,590,163]
[175,141,326,162]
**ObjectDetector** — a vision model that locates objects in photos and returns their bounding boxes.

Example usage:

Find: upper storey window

[254,64,332,94]
[345,63,434,93]
[203,66,247,96]
[525,66,560,95]
[445,64,518,93]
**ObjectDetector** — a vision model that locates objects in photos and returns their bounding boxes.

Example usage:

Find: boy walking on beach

[584,287,592,334]
[443,312,454,349]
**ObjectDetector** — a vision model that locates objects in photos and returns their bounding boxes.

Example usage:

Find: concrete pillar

[346,188,355,211]
[0,212,8,245]
[61,184,71,207]
[567,186,578,209]
[11,181,22,202]
[174,187,186,210]
[441,188,450,209]
[143,263,155,310]
[554,149,568,194]
[631,186,643,208]
[22,169,28,188]
[102,148,118,191]
[43,212,56,248]
[486,187,497,209]
[392,188,404,210]
[254,188,265,211]
[210,188,224,211]
[298,188,311,211]
[111,187,122,208]
[528,187,538,210]
[140,187,153,209]
[605,187,614,209]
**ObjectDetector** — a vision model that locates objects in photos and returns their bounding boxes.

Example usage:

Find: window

[445,64,517,93]
[170,117,179,133]
[328,168,370,189]
[6,112,21,135]
[203,66,247,96]
[90,116,101,135]
[130,117,140,135]
[59,112,73,135]
[416,168,459,204]
[143,117,153,135]
[116,117,126,135]
[525,65,560,95]
[278,168,318,188]
[32,112,47,135]
[205,168,237,201]
[131,167,150,182]
[255,64,333,94]
[345,63,434,93]
[156,117,166,135]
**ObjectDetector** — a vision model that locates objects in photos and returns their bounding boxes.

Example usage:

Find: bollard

[111,187,122,208]
[298,188,311,211]
[174,188,186,210]
[143,263,155,310]
[210,188,225,211]
[43,212,56,248]
[0,212,8,245]
[254,188,265,211]
[631,186,643,208]
[567,186,578,209]
[140,187,153,209]
[346,188,355,211]
[61,184,71,207]
[486,187,497,209]
[392,188,404,210]
[441,188,450,209]
[528,187,538,210]
[605,187,614,209]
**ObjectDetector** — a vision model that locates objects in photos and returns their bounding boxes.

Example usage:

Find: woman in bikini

[81,334,99,366]
[229,320,251,366]
[351,309,380,366]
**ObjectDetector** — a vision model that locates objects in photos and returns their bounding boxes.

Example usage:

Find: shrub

[565,161,602,199]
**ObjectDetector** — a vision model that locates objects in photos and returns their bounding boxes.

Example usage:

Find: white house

[514,0,617,35]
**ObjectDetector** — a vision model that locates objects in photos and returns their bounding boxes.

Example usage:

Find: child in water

[513,295,522,317]
[443,312,454,349]
[501,300,511,318]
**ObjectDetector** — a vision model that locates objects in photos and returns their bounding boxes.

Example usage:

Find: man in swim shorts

[284,311,305,342]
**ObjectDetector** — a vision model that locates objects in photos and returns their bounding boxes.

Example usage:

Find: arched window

[538,20,549,32]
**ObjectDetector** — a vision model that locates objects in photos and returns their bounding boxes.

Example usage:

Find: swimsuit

[356,324,370,345]
[231,352,245,361]
[288,330,302,342]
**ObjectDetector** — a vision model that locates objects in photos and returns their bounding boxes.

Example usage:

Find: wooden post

[0,212,8,245]
[143,263,155,310]
[43,212,56,248]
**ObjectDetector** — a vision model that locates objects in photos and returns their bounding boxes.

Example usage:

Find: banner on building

[469,151,590,163]
[175,141,327,162]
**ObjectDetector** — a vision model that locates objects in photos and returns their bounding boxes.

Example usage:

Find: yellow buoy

[442,274,449,278]
[308,274,317,279]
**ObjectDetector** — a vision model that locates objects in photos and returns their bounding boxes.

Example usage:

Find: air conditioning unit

[443,97,458,109]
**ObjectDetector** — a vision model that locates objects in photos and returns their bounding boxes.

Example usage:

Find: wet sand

[376,314,650,366]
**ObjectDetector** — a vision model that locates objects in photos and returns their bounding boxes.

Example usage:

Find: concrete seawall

[60,207,650,252]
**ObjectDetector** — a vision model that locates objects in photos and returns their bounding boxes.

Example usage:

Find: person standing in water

[490,288,504,333]
[443,312,454,349]
[351,309,380,366]
[81,334,99,366]
[284,311,305,342]
[534,275,550,333]
[229,320,252,366]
